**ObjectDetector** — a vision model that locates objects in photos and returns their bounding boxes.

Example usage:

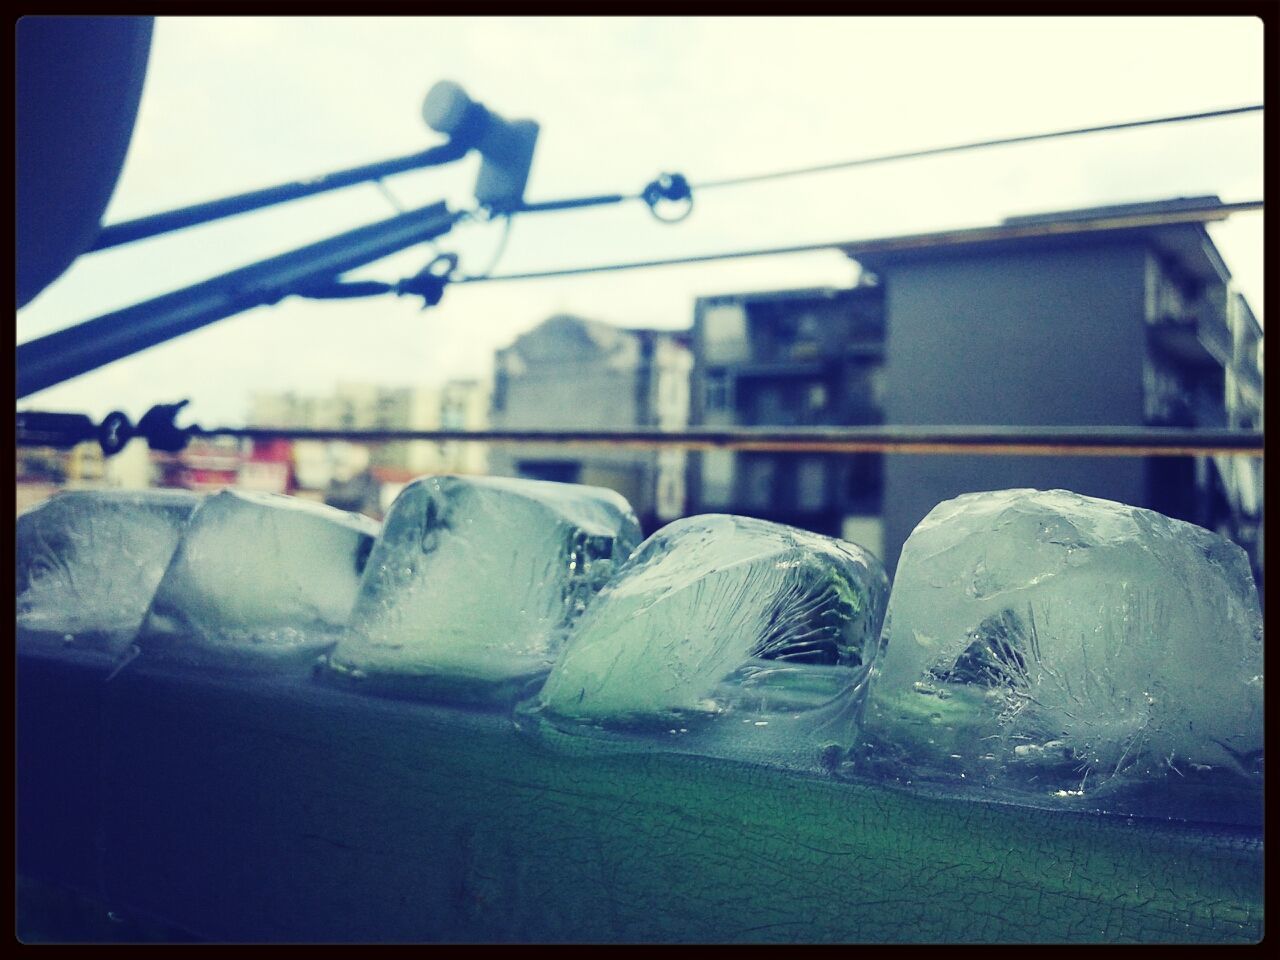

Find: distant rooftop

[1001,195,1223,226]
[695,285,880,308]
[504,313,689,358]
[843,195,1254,290]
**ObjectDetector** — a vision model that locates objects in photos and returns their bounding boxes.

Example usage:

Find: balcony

[1147,312,1231,371]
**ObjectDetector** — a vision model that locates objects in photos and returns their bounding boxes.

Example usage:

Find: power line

[453,238,843,283]
[30,102,1263,400]
[509,103,1263,218]
[690,104,1265,192]
[460,213,515,280]
[455,197,1264,285]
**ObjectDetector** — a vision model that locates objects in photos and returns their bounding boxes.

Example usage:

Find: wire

[373,178,406,214]
[454,239,841,283]
[506,104,1262,221]
[690,104,1265,192]
[454,198,1264,285]
[510,172,694,223]
[461,213,514,280]
[185,424,1265,459]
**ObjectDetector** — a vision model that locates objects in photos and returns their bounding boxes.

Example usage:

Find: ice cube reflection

[16,489,201,655]
[138,490,379,670]
[855,489,1263,826]
[522,514,889,770]
[326,475,642,704]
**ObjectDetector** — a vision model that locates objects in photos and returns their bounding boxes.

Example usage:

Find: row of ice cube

[16,488,379,666]
[16,478,1262,823]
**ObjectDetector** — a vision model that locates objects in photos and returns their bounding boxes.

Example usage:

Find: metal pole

[87,142,469,252]
[189,425,1266,458]
[16,202,462,399]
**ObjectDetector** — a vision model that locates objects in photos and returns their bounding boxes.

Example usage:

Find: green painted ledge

[16,649,1262,943]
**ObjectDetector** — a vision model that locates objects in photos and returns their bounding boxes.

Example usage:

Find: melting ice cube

[857,488,1263,824]
[137,490,379,670]
[325,475,642,704]
[17,489,201,655]
[522,514,889,768]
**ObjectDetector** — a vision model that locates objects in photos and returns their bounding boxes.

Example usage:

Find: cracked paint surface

[17,651,1261,943]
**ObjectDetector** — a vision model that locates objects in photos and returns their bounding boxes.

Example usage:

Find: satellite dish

[16,16,153,309]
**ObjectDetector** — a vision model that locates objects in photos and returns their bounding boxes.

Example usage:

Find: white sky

[16,15,1265,427]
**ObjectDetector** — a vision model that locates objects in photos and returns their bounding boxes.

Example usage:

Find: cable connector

[395,252,459,307]
[134,400,193,453]
[642,172,693,223]
[293,250,465,309]
[16,399,195,458]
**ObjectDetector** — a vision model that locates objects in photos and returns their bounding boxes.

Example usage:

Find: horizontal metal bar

[508,193,629,214]
[14,410,100,448]
[836,200,1265,260]
[88,141,468,252]
[192,425,1265,458]
[16,203,463,400]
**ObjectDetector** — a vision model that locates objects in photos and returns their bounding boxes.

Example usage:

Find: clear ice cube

[16,489,201,655]
[521,514,890,769]
[325,475,642,704]
[856,488,1263,824]
[137,490,380,670]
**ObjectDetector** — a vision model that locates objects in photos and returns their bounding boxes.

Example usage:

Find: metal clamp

[16,400,195,458]
[641,172,693,223]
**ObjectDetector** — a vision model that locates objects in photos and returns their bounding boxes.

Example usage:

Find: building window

[517,460,581,484]
[702,303,749,363]
[796,457,826,511]
[700,449,734,507]
[790,312,823,359]
[491,371,507,413]
[441,404,465,430]
[754,385,791,425]
[846,360,886,419]
[656,448,686,519]
[845,453,883,505]
[704,371,730,412]
[807,383,828,412]
[840,516,884,560]
[742,457,776,509]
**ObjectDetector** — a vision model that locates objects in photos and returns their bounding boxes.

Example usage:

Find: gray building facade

[688,285,888,556]
[489,314,692,530]
[686,198,1262,577]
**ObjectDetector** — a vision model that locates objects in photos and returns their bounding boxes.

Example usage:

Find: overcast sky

[16,15,1265,427]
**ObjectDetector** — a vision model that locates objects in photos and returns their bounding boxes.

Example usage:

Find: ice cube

[325,475,642,704]
[521,514,889,768]
[16,489,201,655]
[856,488,1263,824]
[137,490,379,670]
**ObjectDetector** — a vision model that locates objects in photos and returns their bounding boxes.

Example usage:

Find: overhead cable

[455,197,1265,285]
[507,104,1263,220]
[690,104,1265,192]
[460,213,515,280]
